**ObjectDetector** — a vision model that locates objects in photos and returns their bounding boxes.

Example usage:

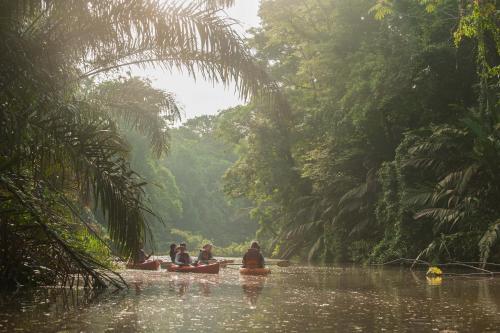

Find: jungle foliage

[2,0,499,289]
[0,0,276,289]
[221,0,500,264]
[124,114,257,253]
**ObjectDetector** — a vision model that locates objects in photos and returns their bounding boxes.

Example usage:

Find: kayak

[167,262,220,274]
[160,261,173,269]
[239,267,271,276]
[126,260,161,270]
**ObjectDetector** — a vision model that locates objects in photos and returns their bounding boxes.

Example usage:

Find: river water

[1,265,499,332]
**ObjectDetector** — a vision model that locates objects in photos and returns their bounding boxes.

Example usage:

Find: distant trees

[124,113,258,252]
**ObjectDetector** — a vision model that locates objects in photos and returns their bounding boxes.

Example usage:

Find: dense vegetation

[125,114,257,253]
[1,0,498,290]
[0,0,278,289]
[221,0,500,265]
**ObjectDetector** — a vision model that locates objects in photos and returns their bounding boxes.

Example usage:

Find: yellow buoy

[426,266,443,276]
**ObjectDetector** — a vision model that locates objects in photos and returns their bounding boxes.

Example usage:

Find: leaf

[307,236,324,262]
[479,220,500,265]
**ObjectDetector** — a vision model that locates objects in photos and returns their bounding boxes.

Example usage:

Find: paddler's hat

[250,241,260,249]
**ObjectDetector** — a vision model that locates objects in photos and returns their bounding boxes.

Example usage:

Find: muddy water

[1,265,500,332]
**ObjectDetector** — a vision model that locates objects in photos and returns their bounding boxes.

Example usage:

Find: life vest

[199,250,212,261]
[135,249,147,263]
[169,250,176,262]
[243,248,263,268]
[176,252,191,264]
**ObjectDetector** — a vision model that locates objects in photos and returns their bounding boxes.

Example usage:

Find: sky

[131,1,261,121]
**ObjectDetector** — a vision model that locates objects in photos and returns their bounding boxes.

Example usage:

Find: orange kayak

[160,261,173,269]
[239,267,271,276]
[167,262,220,274]
[126,260,161,270]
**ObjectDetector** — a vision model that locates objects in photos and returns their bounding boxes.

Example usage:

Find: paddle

[210,259,234,264]
[155,258,291,268]
[159,259,233,268]
[224,260,290,267]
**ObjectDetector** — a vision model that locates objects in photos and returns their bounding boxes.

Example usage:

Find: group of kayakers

[136,240,265,268]
[168,242,215,266]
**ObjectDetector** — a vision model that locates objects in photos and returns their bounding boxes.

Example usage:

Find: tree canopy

[220,0,500,264]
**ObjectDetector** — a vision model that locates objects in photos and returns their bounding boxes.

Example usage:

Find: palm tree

[404,116,500,264]
[0,0,285,288]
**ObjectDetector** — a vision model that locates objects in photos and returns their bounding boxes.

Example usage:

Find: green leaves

[369,1,394,20]
[396,114,500,262]
[479,220,500,265]
[1,0,285,287]
[94,77,181,158]
[220,0,499,265]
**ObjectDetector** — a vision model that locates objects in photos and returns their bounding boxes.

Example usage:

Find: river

[1,265,499,332]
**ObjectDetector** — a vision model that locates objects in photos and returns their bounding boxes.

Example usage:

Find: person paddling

[174,244,192,266]
[135,242,152,264]
[195,243,214,265]
[169,243,177,262]
[242,241,265,268]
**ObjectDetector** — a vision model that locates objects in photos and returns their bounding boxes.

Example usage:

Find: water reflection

[165,274,221,298]
[198,276,219,296]
[1,266,500,332]
[133,281,144,294]
[426,276,443,286]
[240,275,266,308]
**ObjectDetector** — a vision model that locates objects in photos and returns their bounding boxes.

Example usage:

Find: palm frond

[479,219,500,265]
[0,173,126,289]
[404,188,434,206]
[7,0,279,103]
[348,218,370,237]
[338,183,367,207]
[94,77,181,157]
[196,0,236,9]
[403,157,444,170]
[414,207,464,227]
[307,236,324,262]
[285,220,323,239]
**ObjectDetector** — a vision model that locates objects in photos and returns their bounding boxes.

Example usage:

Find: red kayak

[126,260,161,271]
[167,262,220,274]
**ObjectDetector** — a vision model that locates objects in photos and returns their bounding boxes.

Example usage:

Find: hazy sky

[131,1,261,121]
